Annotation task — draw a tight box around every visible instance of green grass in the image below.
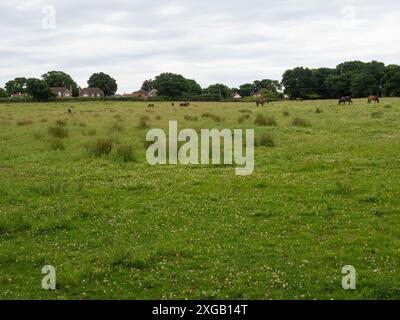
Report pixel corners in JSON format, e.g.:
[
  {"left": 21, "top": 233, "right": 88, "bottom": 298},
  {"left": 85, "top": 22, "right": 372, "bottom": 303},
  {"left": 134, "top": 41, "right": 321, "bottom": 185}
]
[{"left": 1, "top": 99, "right": 400, "bottom": 300}]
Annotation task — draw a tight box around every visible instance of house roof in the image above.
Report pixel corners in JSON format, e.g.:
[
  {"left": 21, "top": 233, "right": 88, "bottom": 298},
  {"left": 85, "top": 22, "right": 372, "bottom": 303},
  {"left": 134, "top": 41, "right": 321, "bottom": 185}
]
[{"left": 80, "top": 87, "right": 104, "bottom": 95}]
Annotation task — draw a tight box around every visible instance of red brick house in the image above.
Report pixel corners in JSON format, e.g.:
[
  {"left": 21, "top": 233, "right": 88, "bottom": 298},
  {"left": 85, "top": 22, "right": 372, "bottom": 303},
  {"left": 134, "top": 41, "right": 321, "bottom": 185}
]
[
  {"left": 50, "top": 87, "right": 72, "bottom": 97},
  {"left": 79, "top": 87, "right": 105, "bottom": 97}
]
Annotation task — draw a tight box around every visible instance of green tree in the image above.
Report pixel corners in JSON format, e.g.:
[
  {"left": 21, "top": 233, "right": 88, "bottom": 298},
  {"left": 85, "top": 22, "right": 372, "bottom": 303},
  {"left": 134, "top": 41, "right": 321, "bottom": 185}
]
[
  {"left": 253, "top": 79, "right": 282, "bottom": 93},
  {"left": 239, "top": 83, "right": 256, "bottom": 97},
  {"left": 323, "top": 74, "right": 351, "bottom": 98},
  {"left": 26, "top": 78, "right": 55, "bottom": 101},
  {"left": 87, "top": 72, "right": 118, "bottom": 96},
  {"left": 141, "top": 79, "right": 154, "bottom": 92},
  {"left": 0, "top": 88, "right": 8, "bottom": 98},
  {"left": 281, "top": 67, "right": 317, "bottom": 99},
  {"left": 384, "top": 65, "right": 400, "bottom": 97},
  {"left": 152, "top": 73, "right": 190, "bottom": 98},
  {"left": 42, "top": 71, "right": 78, "bottom": 96},
  {"left": 203, "top": 84, "right": 232, "bottom": 99},
  {"left": 186, "top": 79, "right": 202, "bottom": 95},
  {"left": 5, "top": 77, "right": 28, "bottom": 95}
]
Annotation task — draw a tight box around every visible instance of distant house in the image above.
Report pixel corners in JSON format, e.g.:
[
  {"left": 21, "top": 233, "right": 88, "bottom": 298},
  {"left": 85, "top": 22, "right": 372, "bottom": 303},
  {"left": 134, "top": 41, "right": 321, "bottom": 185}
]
[
  {"left": 79, "top": 87, "right": 105, "bottom": 98},
  {"left": 233, "top": 93, "right": 242, "bottom": 100},
  {"left": 146, "top": 89, "right": 158, "bottom": 97},
  {"left": 124, "top": 89, "right": 158, "bottom": 98},
  {"left": 124, "top": 90, "right": 147, "bottom": 98},
  {"left": 10, "top": 93, "right": 24, "bottom": 98},
  {"left": 50, "top": 87, "right": 72, "bottom": 98}
]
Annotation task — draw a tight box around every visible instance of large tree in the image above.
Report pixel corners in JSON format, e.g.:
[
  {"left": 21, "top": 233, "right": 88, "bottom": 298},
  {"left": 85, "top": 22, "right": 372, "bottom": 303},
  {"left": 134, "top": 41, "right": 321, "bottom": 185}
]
[
  {"left": 152, "top": 73, "right": 190, "bottom": 98},
  {"left": 0, "top": 88, "right": 8, "bottom": 98},
  {"left": 384, "top": 65, "right": 400, "bottom": 97},
  {"left": 42, "top": 71, "right": 78, "bottom": 96},
  {"left": 5, "top": 77, "right": 28, "bottom": 95},
  {"left": 203, "top": 83, "right": 232, "bottom": 99},
  {"left": 186, "top": 79, "right": 202, "bottom": 95},
  {"left": 239, "top": 83, "right": 256, "bottom": 97},
  {"left": 26, "top": 78, "right": 55, "bottom": 101},
  {"left": 281, "top": 67, "right": 317, "bottom": 99},
  {"left": 253, "top": 79, "right": 282, "bottom": 93},
  {"left": 87, "top": 72, "right": 118, "bottom": 96},
  {"left": 141, "top": 79, "right": 154, "bottom": 92}
]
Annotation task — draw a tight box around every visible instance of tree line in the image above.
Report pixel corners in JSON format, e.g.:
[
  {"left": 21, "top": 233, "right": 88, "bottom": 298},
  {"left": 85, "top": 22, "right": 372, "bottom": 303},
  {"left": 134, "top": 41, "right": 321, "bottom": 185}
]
[
  {"left": 1, "top": 60, "right": 400, "bottom": 101},
  {"left": 282, "top": 60, "right": 400, "bottom": 99},
  {"left": 0, "top": 71, "right": 118, "bottom": 100}
]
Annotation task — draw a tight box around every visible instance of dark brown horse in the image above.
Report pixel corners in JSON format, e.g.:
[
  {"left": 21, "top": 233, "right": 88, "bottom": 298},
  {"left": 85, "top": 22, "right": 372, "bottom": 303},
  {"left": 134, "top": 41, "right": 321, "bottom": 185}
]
[
  {"left": 338, "top": 96, "right": 353, "bottom": 105},
  {"left": 368, "top": 95, "right": 379, "bottom": 103},
  {"left": 180, "top": 102, "right": 190, "bottom": 107}
]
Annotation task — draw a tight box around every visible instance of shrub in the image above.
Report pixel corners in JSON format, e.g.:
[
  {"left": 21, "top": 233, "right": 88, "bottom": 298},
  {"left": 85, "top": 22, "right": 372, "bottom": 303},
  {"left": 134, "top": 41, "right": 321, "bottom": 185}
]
[
  {"left": 238, "top": 114, "right": 250, "bottom": 124},
  {"left": 371, "top": 111, "right": 384, "bottom": 119},
  {"left": 86, "top": 138, "right": 113, "bottom": 157},
  {"left": 110, "top": 122, "right": 123, "bottom": 132},
  {"left": 384, "top": 104, "right": 392, "bottom": 109},
  {"left": 49, "top": 138, "right": 65, "bottom": 151},
  {"left": 283, "top": 111, "right": 290, "bottom": 117},
  {"left": 40, "top": 118, "right": 48, "bottom": 123},
  {"left": 254, "top": 114, "right": 277, "bottom": 126},
  {"left": 184, "top": 115, "right": 198, "bottom": 121},
  {"left": 48, "top": 126, "right": 69, "bottom": 138},
  {"left": 79, "top": 122, "right": 87, "bottom": 127},
  {"left": 239, "top": 109, "right": 252, "bottom": 114},
  {"left": 116, "top": 144, "right": 136, "bottom": 163},
  {"left": 292, "top": 117, "right": 311, "bottom": 127},
  {"left": 256, "top": 133, "right": 275, "bottom": 147},
  {"left": 17, "top": 120, "right": 33, "bottom": 126},
  {"left": 155, "top": 115, "right": 162, "bottom": 120},
  {"left": 55, "top": 119, "right": 67, "bottom": 127},
  {"left": 138, "top": 116, "right": 150, "bottom": 129},
  {"left": 315, "top": 108, "right": 323, "bottom": 114},
  {"left": 33, "top": 131, "right": 45, "bottom": 140}
]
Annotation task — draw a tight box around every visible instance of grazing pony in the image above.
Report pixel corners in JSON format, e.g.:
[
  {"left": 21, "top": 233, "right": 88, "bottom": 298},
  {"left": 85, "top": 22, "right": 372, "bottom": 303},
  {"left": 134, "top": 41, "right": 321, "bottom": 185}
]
[
  {"left": 147, "top": 104, "right": 155, "bottom": 108},
  {"left": 180, "top": 102, "right": 190, "bottom": 107},
  {"left": 368, "top": 95, "right": 379, "bottom": 103},
  {"left": 256, "top": 97, "right": 271, "bottom": 107},
  {"left": 338, "top": 96, "right": 353, "bottom": 105}
]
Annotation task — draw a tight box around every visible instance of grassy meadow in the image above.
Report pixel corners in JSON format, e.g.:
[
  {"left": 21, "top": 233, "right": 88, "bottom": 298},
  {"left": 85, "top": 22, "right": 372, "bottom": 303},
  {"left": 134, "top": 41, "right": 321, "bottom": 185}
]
[{"left": 0, "top": 98, "right": 400, "bottom": 299}]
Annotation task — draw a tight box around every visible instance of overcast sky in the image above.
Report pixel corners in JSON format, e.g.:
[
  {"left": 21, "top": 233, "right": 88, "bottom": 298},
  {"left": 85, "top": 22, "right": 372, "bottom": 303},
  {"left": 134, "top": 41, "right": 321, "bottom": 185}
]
[{"left": 0, "top": 0, "right": 399, "bottom": 93}]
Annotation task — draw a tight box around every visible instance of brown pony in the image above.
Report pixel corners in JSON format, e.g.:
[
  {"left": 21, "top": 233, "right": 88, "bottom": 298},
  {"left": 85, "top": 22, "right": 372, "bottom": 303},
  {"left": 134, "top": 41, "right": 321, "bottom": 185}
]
[
  {"left": 338, "top": 96, "right": 353, "bottom": 105},
  {"left": 256, "top": 97, "right": 271, "bottom": 107},
  {"left": 368, "top": 96, "right": 379, "bottom": 103}
]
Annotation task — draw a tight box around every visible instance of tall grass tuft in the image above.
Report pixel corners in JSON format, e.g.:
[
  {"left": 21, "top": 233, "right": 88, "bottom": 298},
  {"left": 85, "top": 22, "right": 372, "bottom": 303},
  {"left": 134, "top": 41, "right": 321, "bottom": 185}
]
[
  {"left": 116, "top": 144, "right": 136, "bottom": 163},
  {"left": 256, "top": 133, "right": 276, "bottom": 147},
  {"left": 86, "top": 138, "right": 113, "bottom": 157},
  {"left": 17, "top": 120, "right": 33, "bottom": 126},
  {"left": 254, "top": 114, "right": 277, "bottom": 126},
  {"left": 292, "top": 117, "right": 311, "bottom": 127},
  {"left": 48, "top": 126, "right": 69, "bottom": 138},
  {"left": 49, "top": 138, "right": 65, "bottom": 151},
  {"left": 138, "top": 116, "right": 150, "bottom": 129}
]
